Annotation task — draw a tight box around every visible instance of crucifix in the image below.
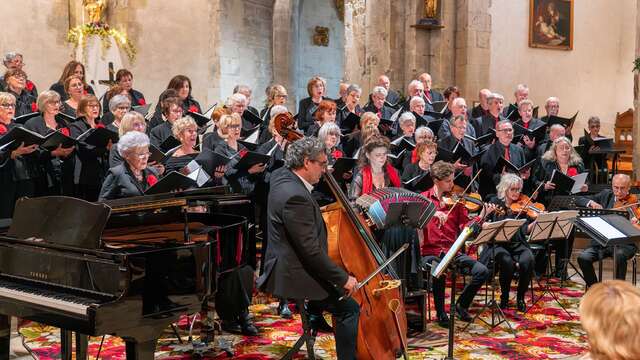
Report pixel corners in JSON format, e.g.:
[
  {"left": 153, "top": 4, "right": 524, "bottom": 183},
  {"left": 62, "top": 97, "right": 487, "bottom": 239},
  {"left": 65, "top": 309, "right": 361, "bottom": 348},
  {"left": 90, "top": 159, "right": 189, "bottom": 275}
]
[{"left": 97, "top": 62, "right": 116, "bottom": 87}]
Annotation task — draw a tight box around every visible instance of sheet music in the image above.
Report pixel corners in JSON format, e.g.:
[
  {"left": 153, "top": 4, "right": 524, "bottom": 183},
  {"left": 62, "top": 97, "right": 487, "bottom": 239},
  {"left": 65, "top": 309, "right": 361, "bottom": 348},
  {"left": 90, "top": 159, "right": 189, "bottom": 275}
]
[
  {"left": 581, "top": 217, "right": 626, "bottom": 240},
  {"left": 432, "top": 227, "right": 473, "bottom": 278},
  {"left": 528, "top": 210, "right": 578, "bottom": 242},
  {"left": 570, "top": 172, "right": 589, "bottom": 194}
]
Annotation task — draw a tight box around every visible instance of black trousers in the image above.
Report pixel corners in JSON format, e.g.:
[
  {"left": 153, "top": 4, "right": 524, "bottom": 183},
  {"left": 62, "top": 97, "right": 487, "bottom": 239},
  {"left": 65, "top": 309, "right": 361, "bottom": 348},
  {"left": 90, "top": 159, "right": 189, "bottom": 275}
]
[
  {"left": 422, "top": 254, "right": 490, "bottom": 314},
  {"left": 479, "top": 242, "right": 534, "bottom": 301},
  {"left": 307, "top": 295, "right": 359, "bottom": 360},
  {"left": 534, "top": 229, "right": 575, "bottom": 276},
  {"left": 577, "top": 244, "right": 638, "bottom": 287}
]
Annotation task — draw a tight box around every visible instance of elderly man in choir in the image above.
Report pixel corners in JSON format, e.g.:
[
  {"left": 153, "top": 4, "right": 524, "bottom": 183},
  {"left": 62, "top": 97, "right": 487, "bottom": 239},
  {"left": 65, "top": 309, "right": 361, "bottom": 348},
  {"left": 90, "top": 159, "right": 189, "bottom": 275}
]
[
  {"left": 335, "top": 82, "right": 350, "bottom": 109},
  {"left": 401, "top": 80, "right": 432, "bottom": 113},
  {"left": 479, "top": 120, "right": 525, "bottom": 198},
  {"left": 514, "top": 99, "right": 546, "bottom": 161},
  {"left": 418, "top": 72, "right": 443, "bottom": 104},
  {"left": 473, "top": 92, "right": 507, "bottom": 138},
  {"left": 576, "top": 174, "right": 639, "bottom": 288},
  {"left": 375, "top": 74, "right": 401, "bottom": 107},
  {"left": 438, "top": 97, "right": 477, "bottom": 139},
  {"left": 364, "top": 86, "right": 395, "bottom": 121},
  {"left": 233, "top": 84, "right": 259, "bottom": 116},
  {"left": 438, "top": 115, "right": 478, "bottom": 189},
  {"left": 536, "top": 123, "right": 565, "bottom": 158},
  {"left": 503, "top": 83, "right": 529, "bottom": 119},
  {"left": 471, "top": 88, "right": 492, "bottom": 118}
]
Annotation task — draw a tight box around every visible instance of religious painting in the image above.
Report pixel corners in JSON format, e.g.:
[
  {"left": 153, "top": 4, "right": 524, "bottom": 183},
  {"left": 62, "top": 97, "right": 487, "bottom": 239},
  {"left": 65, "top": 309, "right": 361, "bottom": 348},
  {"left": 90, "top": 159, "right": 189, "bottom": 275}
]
[{"left": 529, "top": 0, "right": 573, "bottom": 50}]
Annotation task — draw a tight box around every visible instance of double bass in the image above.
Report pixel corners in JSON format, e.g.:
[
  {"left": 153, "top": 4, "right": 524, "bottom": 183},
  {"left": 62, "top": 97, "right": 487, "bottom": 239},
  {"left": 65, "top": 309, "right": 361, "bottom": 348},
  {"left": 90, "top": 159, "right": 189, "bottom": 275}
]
[{"left": 274, "top": 113, "right": 408, "bottom": 359}]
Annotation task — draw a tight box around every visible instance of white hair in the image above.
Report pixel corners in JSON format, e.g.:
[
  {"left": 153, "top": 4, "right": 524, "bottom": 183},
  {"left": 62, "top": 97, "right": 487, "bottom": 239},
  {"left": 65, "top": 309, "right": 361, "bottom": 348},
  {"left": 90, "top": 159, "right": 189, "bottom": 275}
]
[
  {"left": 408, "top": 80, "right": 423, "bottom": 91},
  {"left": 318, "top": 122, "right": 341, "bottom": 143},
  {"left": 3, "top": 51, "right": 22, "bottom": 65},
  {"left": 117, "top": 131, "right": 149, "bottom": 157},
  {"left": 371, "top": 86, "right": 388, "bottom": 98},
  {"left": 487, "top": 93, "right": 504, "bottom": 103},
  {"left": 409, "top": 96, "right": 425, "bottom": 107},
  {"left": 415, "top": 126, "right": 433, "bottom": 138},
  {"left": 225, "top": 93, "right": 247, "bottom": 107},
  {"left": 109, "top": 94, "right": 132, "bottom": 113},
  {"left": 398, "top": 111, "right": 416, "bottom": 126},
  {"left": 270, "top": 104, "right": 288, "bottom": 120}
]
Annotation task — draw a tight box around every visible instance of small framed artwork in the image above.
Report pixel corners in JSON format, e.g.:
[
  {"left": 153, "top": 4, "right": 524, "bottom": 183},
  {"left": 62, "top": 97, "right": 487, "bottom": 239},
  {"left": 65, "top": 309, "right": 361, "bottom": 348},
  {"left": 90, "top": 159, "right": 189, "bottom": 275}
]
[{"left": 529, "top": 0, "right": 574, "bottom": 50}]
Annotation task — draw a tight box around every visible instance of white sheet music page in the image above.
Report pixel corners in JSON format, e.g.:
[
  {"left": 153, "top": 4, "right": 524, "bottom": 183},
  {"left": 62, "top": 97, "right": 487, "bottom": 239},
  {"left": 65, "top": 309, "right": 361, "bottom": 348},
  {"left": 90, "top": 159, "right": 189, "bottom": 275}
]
[
  {"left": 570, "top": 172, "right": 589, "bottom": 194},
  {"left": 581, "top": 217, "right": 626, "bottom": 240}
]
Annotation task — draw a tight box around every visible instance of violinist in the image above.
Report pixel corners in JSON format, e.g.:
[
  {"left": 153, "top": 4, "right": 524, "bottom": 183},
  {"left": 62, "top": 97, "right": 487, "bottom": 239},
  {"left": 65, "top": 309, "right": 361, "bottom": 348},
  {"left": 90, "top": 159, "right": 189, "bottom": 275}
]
[
  {"left": 576, "top": 174, "right": 639, "bottom": 288},
  {"left": 421, "top": 161, "right": 494, "bottom": 327},
  {"left": 257, "top": 137, "right": 359, "bottom": 360},
  {"left": 481, "top": 173, "right": 535, "bottom": 312}
]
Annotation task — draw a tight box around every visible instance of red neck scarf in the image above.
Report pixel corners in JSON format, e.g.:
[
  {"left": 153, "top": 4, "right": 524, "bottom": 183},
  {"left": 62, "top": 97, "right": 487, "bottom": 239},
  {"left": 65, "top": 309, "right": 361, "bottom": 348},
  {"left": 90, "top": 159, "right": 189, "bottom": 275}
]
[
  {"left": 411, "top": 148, "right": 419, "bottom": 164},
  {"left": 361, "top": 163, "right": 401, "bottom": 195},
  {"left": 0, "top": 123, "right": 7, "bottom": 135}
]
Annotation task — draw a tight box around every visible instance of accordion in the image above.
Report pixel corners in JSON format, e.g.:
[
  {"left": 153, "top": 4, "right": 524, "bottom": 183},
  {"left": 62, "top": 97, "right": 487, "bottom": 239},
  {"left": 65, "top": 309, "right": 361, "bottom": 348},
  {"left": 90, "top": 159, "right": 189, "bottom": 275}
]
[{"left": 355, "top": 187, "right": 436, "bottom": 229}]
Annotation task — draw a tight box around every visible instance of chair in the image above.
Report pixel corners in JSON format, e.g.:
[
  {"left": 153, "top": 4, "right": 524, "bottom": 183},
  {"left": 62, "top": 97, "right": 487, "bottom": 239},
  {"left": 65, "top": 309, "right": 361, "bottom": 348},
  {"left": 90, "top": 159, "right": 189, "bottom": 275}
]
[{"left": 281, "top": 299, "right": 316, "bottom": 360}]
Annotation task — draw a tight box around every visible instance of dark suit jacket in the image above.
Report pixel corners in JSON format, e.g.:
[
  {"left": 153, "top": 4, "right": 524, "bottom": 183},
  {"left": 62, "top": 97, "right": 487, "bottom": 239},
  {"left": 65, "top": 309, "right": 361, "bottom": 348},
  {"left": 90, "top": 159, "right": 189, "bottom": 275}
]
[
  {"left": 438, "top": 116, "right": 477, "bottom": 140},
  {"left": 479, "top": 142, "right": 525, "bottom": 198},
  {"left": 98, "top": 163, "right": 159, "bottom": 200},
  {"left": 257, "top": 167, "right": 348, "bottom": 300},
  {"left": 423, "top": 89, "right": 443, "bottom": 104},
  {"left": 471, "top": 104, "right": 488, "bottom": 119},
  {"left": 386, "top": 89, "right": 401, "bottom": 108},
  {"left": 297, "top": 97, "right": 323, "bottom": 132},
  {"left": 472, "top": 113, "right": 507, "bottom": 138}
]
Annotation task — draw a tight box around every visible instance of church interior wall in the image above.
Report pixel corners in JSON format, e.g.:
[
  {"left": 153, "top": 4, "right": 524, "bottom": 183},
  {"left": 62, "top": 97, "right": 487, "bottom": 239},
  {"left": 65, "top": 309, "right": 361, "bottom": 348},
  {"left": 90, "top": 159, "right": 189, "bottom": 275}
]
[{"left": 488, "top": 0, "right": 636, "bottom": 138}]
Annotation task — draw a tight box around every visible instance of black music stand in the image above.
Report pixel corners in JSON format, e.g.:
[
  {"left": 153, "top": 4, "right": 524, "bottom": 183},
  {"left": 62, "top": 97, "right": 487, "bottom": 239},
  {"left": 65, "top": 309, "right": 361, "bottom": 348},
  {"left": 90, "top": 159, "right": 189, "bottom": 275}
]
[
  {"left": 527, "top": 211, "right": 578, "bottom": 318},
  {"left": 386, "top": 201, "right": 433, "bottom": 229},
  {"left": 574, "top": 214, "right": 640, "bottom": 280},
  {"left": 461, "top": 219, "right": 525, "bottom": 338}
]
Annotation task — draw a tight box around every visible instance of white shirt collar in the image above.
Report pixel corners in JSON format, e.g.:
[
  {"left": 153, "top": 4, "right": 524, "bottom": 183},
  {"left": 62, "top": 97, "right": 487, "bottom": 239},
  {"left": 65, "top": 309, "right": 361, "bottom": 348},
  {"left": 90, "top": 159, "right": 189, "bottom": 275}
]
[{"left": 293, "top": 170, "right": 314, "bottom": 193}]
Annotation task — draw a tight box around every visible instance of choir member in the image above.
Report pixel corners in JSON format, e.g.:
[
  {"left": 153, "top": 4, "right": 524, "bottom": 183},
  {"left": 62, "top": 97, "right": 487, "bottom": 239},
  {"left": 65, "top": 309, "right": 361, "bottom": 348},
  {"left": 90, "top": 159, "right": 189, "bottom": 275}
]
[
  {"left": 402, "top": 126, "right": 435, "bottom": 169},
  {"left": 471, "top": 88, "right": 491, "bottom": 119},
  {"left": 479, "top": 120, "right": 525, "bottom": 198},
  {"left": 473, "top": 92, "right": 507, "bottom": 138},
  {"left": 167, "top": 75, "right": 202, "bottom": 114},
  {"left": 438, "top": 97, "right": 477, "bottom": 139},
  {"left": 539, "top": 136, "right": 588, "bottom": 198},
  {"left": 297, "top": 76, "right": 326, "bottom": 132},
  {"left": 400, "top": 80, "right": 430, "bottom": 113},
  {"left": 164, "top": 116, "right": 222, "bottom": 181},
  {"left": 0, "top": 52, "right": 37, "bottom": 98},
  {"left": 3, "top": 69, "right": 36, "bottom": 117},
  {"left": 336, "top": 84, "right": 363, "bottom": 128},
  {"left": 375, "top": 74, "right": 401, "bottom": 107},
  {"left": 110, "top": 111, "right": 151, "bottom": 167},
  {"left": 0, "top": 92, "right": 38, "bottom": 217},
  {"left": 397, "top": 111, "right": 417, "bottom": 141},
  {"left": 349, "top": 135, "right": 422, "bottom": 289},
  {"left": 363, "top": 86, "right": 395, "bottom": 121},
  {"left": 576, "top": 174, "right": 639, "bottom": 288},
  {"left": 306, "top": 99, "right": 337, "bottom": 137},
  {"left": 100, "top": 85, "right": 129, "bottom": 125},
  {"left": 69, "top": 95, "right": 109, "bottom": 201},
  {"left": 334, "top": 82, "right": 349, "bottom": 109},
  {"left": 438, "top": 115, "right": 476, "bottom": 188},
  {"left": 215, "top": 113, "right": 266, "bottom": 194},
  {"left": 226, "top": 93, "right": 251, "bottom": 129},
  {"left": 421, "top": 161, "right": 493, "bottom": 327},
  {"left": 106, "top": 94, "right": 132, "bottom": 133},
  {"left": 342, "top": 111, "right": 378, "bottom": 158},
  {"left": 24, "top": 90, "right": 75, "bottom": 196},
  {"left": 540, "top": 96, "right": 560, "bottom": 123},
  {"left": 98, "top": 131, "right": 159, "bottom": 200},
  {"left": 233, "top": 84, "right": 259, "bottom": 116},
  {"left": 150, "top": 97, "right": 182, "bottom": 148},
  {"left": 258, "top": 83, "right": 288, "bottom": 132},
  {"left": 536, "top": 123, "right": 565, "bottom": 158},
  {"left": 578, "top": 116, "right": 608, "bottom": 182},
  {"left": 319, "top": 121, "right": 344, "bottom": 165},
  {"left": 482, "top": 173, "right": 535, "bottom": 312},
  {"left": 202, "top": 106, "right": 233, "bottom": 151},
  {"left": 401, "top": 140, "right": 437, "bottom": 182},
  {"left": 513, "top": 99, "right": 546, "bottom": 161},
  {"left": 441, "top": 86, "right": 461, "bottom": 119},
  {"left": 60, "top": 75, "right": 86, "bottom": 118},
  {"left": 115, "top": 69, "right": 146, "bottom": 107},
  {"left": 49, "top": 61, "right": 95, "bottom": 100},
  {"left": 503, "top": 83, "right": 529, "bottom": 118},
  {"left": 418, "top": 72, "right": 444, "bottom": 104},
  {"left": 148, "top": 89, "right": 179, "bottom": 130}
]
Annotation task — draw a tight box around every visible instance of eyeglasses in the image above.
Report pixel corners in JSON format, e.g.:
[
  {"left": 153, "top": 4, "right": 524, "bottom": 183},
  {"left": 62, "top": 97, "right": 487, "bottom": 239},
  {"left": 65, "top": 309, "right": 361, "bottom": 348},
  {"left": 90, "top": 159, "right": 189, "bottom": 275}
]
[
  {"left": 227, "top": 124, "right": 241, "bottom": 130},
  {"left": 310, "top": 159, "right": 329, "bottom": 168},
  {"left": 497, "top": 128, "right": 513, "bottom": 133},
  {"left": 276, "top": 94, "right": 288, "bottom": 99},
  {"left": 87, "top": 104, "right": 100, "bottom": 109},
  {"left": 10, "top": 74, "right": 26, "bottom": 80},
  {"left": 0, "top": 103, "right": 16, "bottom": 109},
  {"left": 170, "top": 109, "right": 183, "bottom": 114},
  {"left": 134, "top": 152, "right": 151, "bottom": 159},
  {"left": 509, "top": 187, "right": 522, "bottom": 192},
  {"left": 116, "top": 106, "right": 130, "bottom": 111},
  {"left": 589, "top": 124, "right": 600, "bottom": 129},
  {"left": 47, "top": 100, "right": 61, "bottom": 105}
]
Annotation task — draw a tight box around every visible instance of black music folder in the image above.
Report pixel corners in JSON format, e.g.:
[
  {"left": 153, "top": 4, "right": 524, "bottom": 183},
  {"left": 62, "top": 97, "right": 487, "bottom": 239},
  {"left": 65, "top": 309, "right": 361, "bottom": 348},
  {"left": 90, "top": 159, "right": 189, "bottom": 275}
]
[
  {"left": 390, "top": 136, "right": 416, "bottom": 153},
  {"left": 159, "top": 135, "right": 181, "bottom": 152},
  {"left": 233, "top": 151, "right": 270, "bottom": 171},
  {"left": 464, "top": 132, "right": 495, "bottom": 147},
  {"left": 426, "top": 119, "right": 444, "bottom": 135},
  {"left": 431, "top": 101, "right": 448, "bottom": 113},
  {"left": 240, "top": 124, "right": 260, "bottom": 138},
  {"left": 0, "top": 126, "right": 46, "bottom": 150},
  {"left": 194, "top": 149, "right": 232, "bottom": 173},
  {"left": 187, "top": 110, "right": 211, "bottom": 128},
  {"left": 132, "top": 103, "right": 152, "bottom": 117},
  {"left": 513, "top": 122, "right": 547, "bottom": 144},
  {"left": 242, "top": 109, "right": 263, "bottom": 126},
  {"left": 546, "top": 112, "right": 578, "bottom": 129},
  {"left": 144, "top": 171, "right": 197, "bottom": 195},
  {"left": 148, "top": 144, "right": 171, "bottom": 164},
  {"left": 13, "top": 112, "right": 40, "bottom": 125},
  {"left": 494, "top": 157, "right": 537, "bottom": 174},
  {"left": 403, "top": 172, "right": 434, "bottom": 192},
  {"left": 55, "top": 112, "right": 76, "bottom": 125},
  {"left": 340, "top": 112, "right": 361, "bottom": 133},
  {"left": 331, "top": 157, "right": 357, "bottom": 180},
  {"left": 78, "top": 127, "right": 119, "bottom": 149},
  {"left": 40, "top": 130, "right": 77, "bottom": 150},
  {"left": 549, "top": 169, "right": 575, "bottom": 195}
]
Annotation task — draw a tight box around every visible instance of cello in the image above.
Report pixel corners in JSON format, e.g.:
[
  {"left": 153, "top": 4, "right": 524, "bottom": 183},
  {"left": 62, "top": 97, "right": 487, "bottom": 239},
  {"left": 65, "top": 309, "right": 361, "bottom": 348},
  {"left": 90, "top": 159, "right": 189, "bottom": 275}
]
[{"left": 274, "top": 113, "right": 408, "bottom": 359}]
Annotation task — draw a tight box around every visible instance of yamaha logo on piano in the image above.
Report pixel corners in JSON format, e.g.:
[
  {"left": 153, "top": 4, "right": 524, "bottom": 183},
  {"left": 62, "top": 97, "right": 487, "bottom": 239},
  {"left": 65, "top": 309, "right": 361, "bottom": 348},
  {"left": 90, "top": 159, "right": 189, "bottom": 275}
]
[{"left": 30, "top": 272, "right": 48, "bottom": 280}]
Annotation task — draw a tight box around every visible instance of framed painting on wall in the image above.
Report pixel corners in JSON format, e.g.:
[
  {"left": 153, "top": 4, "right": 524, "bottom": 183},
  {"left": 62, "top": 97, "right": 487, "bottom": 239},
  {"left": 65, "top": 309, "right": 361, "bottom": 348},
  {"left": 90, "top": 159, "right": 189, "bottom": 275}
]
[{"left": 529, "top": 0, "right": 573, "bottom": 50}]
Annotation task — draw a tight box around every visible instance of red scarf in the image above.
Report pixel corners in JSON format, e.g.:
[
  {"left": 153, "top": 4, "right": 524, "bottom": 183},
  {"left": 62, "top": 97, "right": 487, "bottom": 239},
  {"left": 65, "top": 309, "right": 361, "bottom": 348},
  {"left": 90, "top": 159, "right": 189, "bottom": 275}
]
[
  {"left": 361, "top": 163, "right": 401, "bottom": 195},
  {"left": 0, "top": 123, "right": 7, "bottom": 135},
  {"left": 146, "top": 174, "right": 158, "bottom": 187},
  {"left": 137, "top": 98, "right": 146, "bottom": 106},
  {"left": 567, "top": 167, "right": 578, "bottom": 177}
]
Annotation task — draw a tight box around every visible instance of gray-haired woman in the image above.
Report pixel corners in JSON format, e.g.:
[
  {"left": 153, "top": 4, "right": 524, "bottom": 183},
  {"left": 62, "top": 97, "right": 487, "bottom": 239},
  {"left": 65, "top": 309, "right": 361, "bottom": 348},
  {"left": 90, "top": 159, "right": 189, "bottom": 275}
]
[
  {"left": 105, "top": 94, "right": 131, "bottom": 133},
  {"left": 99, "top": 131, "right": 159, "bottom": 200}
]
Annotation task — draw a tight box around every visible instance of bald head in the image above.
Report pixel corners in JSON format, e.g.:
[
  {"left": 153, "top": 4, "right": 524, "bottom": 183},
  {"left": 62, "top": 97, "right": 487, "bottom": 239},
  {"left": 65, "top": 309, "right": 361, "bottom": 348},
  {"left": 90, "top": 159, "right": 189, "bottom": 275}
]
[
  {"left": 418, "top": 73, "right": 432, "bottom": 91},
  {"left": 479, "top": 88, "right": 492, "bottom": 109},
  {"left": 377, "top": 75, "right": 390, "bottom": 90}
]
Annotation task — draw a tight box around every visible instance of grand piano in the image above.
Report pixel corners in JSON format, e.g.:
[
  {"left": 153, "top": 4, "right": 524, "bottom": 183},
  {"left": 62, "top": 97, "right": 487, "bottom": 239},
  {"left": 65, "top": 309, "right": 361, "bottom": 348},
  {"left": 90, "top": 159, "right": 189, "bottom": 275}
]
[{"left": 0, "top": 186, "right": 252, "bottom": 360}]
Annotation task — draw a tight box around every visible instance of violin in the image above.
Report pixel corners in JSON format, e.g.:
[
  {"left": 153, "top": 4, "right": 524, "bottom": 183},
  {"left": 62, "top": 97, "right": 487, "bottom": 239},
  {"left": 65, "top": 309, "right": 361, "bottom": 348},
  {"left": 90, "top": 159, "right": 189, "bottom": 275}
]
[
  {"left": 613, "top": 193, "right": 640, "bottom": 222},
  {"left": 442, "top": 185, "right": 484, "bottom": 213},
  {"left": 510, "top": 194, "right": 546, "bottom": 219},
  {"left": 273, "top": 112, "right": 304, "bottom": 142}
]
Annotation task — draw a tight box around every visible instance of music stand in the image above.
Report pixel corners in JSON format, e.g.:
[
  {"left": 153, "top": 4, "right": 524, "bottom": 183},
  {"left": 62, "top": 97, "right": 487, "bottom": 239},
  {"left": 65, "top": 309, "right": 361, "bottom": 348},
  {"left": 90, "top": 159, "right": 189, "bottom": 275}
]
[
  {"left": 527, "top": 211, "right": 578, "bottom": 317},
  {"left": 462, "top": 219, "right": 525, "bottom": 337},
  {"left": 386, "top": 201, "right": 434, "bottom": 229},
  {"left": 574, "top": 214, "right": 640, "bottom": 280}
]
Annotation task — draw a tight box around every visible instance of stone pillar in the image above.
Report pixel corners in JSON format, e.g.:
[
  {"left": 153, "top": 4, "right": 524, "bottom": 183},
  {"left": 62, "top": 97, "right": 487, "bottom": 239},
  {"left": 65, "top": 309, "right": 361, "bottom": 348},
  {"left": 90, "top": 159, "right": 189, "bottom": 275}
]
[
  {"left": 343, "top": 0, "right": 366, "bottom": 85},
  {"left": 273, "top": 0, "right": 298, "bottom": 109},
  {"left": 633, "top": 0, "right": 640, "bottom": 181},
  {"left": 454, "top": 0, "right": 491, "bottom": 100}
]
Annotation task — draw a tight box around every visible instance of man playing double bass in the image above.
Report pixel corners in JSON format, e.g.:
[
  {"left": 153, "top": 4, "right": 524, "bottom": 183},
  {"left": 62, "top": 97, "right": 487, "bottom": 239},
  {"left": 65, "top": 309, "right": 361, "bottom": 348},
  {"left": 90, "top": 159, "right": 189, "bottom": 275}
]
[{"left": 257, "top": 137, "right": 359, "bottom": 359}]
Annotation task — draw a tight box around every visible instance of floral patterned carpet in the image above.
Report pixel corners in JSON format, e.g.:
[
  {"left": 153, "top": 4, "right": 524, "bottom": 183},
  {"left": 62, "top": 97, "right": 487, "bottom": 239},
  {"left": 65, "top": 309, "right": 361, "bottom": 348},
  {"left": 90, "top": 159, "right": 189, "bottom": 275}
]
[{"left": 17, "top": 279, "right": 588, "bottom": 359}]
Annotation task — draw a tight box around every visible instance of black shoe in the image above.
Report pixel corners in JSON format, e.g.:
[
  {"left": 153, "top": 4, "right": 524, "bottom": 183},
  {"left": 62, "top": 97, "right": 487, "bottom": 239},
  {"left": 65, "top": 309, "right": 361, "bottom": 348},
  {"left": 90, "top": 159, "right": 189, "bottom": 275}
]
[
  {"left": 499, "top": 298, "right": 510, "bottom": 310},
  {"left": 455, "top": 306, "right": 473, "bottom": 322},
  {"left": 436, "top": 312, "right": 450, "bottom": 328},
  {"left": 220, "top": 320, "right": 241, "bottom": 334},
  {"left": 516, "top": 299, "right": 527, "bottom": 312},
  {"left": 278, "top": 301, "right": 293, "bottom": 319},
  {"left": 309, "top": 314, "right": 333, "bottom": 333},
  {"left": 240, "top": 321, "right": 259, "bottom": 336}
]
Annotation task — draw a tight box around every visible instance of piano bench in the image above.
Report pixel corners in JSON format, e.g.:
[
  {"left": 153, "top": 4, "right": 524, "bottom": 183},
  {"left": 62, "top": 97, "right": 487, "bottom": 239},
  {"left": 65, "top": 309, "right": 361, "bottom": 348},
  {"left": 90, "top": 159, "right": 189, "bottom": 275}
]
[{"left": 281, "top": 299, "right": 316, "bottom": 360}]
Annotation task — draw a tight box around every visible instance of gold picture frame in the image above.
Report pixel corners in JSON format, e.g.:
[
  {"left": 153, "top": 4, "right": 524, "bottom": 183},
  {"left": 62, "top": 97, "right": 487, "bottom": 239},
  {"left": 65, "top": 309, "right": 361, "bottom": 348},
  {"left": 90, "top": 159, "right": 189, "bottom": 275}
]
[{"left": 529, "top": 0, "right": 573, "bottom": 50}]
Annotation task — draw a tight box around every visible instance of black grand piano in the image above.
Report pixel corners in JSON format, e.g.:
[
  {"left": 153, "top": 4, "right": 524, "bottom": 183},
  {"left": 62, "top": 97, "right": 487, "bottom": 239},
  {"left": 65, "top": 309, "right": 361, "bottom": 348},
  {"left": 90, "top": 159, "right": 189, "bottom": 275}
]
[{"left": 0, "top": 186, "right": 252, "bottom": 360}]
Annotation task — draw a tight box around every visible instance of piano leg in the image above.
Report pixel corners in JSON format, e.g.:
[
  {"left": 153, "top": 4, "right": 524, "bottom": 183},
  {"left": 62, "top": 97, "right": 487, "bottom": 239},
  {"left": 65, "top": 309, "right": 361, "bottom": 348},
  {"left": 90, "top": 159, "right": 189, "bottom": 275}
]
[
  {"left": 125, "top": 338, "right": 158, "bottom": 360},
  {"left": 75, "top": 333, "right": 88, "bottom": 360},
  {"left": 60, "top": 329, "right": 73, "bottom": 360},
  {"left": 0, "top": 314, "right": 9, "bottom": 360}
]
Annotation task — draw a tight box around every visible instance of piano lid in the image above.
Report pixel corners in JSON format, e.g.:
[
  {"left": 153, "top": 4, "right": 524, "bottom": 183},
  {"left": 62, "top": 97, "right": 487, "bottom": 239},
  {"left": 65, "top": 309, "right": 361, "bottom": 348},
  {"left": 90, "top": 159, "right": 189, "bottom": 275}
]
[
  {"left": 8, "top": 196, "right": 111, "bottom": 249},
  {"left": 101, "top": 185, "right": 231, "bottom": 214}
]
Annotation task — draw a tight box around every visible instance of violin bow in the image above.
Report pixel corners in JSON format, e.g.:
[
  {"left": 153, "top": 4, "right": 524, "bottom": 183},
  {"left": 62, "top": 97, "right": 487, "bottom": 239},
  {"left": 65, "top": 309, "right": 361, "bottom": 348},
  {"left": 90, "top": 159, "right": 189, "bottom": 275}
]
[
  {"left": 514, "top": 181, "right": 545, "bottom": 220},
  {"left": 443, "top": 169, "right": 483, "bottom": 219},
  {"left": 612, "top": 201, "right": 640, "bottom": 211}
]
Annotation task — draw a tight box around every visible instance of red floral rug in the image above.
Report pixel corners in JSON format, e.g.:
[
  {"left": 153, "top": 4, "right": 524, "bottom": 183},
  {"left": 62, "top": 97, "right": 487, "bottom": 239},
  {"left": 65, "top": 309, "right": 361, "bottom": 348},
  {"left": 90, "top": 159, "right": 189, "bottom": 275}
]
[{"left": 18, "top": 280, "right": 588, "bottom": 359}]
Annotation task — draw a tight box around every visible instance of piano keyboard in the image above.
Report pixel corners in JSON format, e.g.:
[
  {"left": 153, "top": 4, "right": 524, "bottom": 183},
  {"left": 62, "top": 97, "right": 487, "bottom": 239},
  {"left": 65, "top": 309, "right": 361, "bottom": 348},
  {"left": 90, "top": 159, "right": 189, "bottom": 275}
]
[{"left": 0, "top": 279, "right": 96, "bottom": 316}]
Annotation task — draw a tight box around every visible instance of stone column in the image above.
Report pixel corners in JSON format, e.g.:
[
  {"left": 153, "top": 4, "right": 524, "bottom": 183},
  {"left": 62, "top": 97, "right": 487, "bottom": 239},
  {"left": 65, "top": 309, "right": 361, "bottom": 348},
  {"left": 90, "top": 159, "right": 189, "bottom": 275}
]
[
  {"left": 273, "top": 0, "right": 297, "bottom": 109},
  {"left": 454, "top": 0, "right": 491, "bottom": 100},
  {"left": 633, "top": 0, "right": 640, "bottom": 180}
]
